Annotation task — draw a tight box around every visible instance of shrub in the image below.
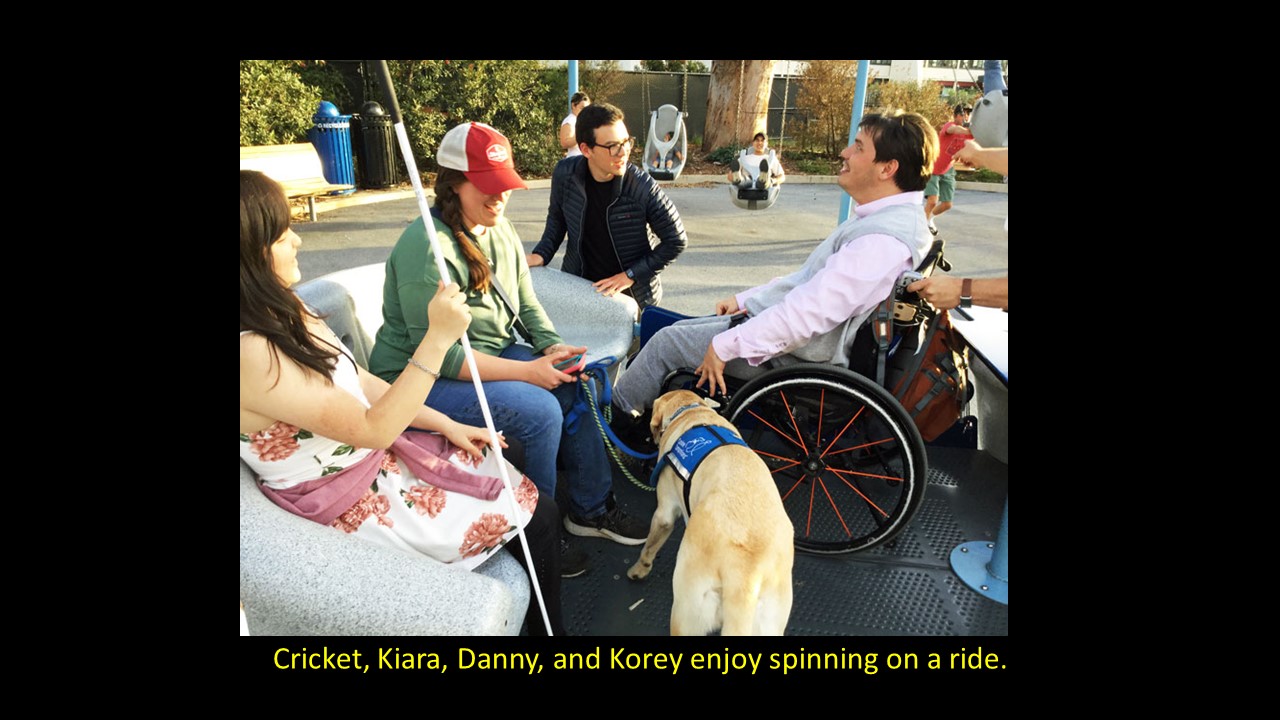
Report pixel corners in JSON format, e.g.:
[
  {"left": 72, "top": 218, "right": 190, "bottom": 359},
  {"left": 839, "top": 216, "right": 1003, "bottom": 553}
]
[
  {"left": 294, "top": 60, "right": 353, "bottom": 112},
  {"left": 384, "top": 60, "right": 560, "bottom": 179},
  {"left": 240, "top": 60, "right": 323, "bottom": 146},
  {"left": 707, "top": 146, "right": 739, "bottom": 165},
  {"left": 796, "top": 60, "right": 860, "bottom": 156},
  {"left": 866, "top": 81, "right": 954, "bottom": 130}
]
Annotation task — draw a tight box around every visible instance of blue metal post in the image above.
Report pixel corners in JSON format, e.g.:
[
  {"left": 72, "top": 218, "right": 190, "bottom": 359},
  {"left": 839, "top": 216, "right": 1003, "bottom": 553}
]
[
  {"left": 987, "top": 499, "right": 1009, "bottom": 581},
  {"left": 837, "top": 60, "right": 870, "bottom": 224},
  {"left": 568, "top": 60, "right": 579, "bottom": 114},
  {"left": 984, "top": 59, "right": 1006, "bottom": 94},
  {"left": 950, "top": 497, "right": 1008, "bottom": 605}
]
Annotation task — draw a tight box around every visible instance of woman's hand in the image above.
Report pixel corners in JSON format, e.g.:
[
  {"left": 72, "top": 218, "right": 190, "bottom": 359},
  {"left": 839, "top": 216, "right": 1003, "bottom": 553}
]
[
  {"left": 441, "top": 419, "right": 505, "bottom": 463},
  {"left": 524, "top": 345, "right": 586, "bottom": 390},
  {"left": 525, "top": 253, "right": 545, "bottom": 268},
  {"left": 425, "top": 280, "right": 471, "bottom": 345}
]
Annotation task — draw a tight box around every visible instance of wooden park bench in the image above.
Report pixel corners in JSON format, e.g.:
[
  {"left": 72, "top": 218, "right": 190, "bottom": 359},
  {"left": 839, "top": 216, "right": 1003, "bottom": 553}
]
[{"left": 239, "top": 143, "right": 355, "bottom": 221}]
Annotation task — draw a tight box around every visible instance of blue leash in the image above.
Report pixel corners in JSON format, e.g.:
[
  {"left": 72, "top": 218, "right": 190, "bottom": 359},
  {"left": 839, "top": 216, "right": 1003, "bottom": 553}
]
[{"left": 566, "top": 358, "right": 659, "bottom": 461}]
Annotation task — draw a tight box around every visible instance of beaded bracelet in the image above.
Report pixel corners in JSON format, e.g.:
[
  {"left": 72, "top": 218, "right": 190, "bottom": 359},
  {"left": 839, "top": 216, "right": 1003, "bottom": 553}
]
[{"left": 406, "top": 356, "right": 440, "bottom": 379}]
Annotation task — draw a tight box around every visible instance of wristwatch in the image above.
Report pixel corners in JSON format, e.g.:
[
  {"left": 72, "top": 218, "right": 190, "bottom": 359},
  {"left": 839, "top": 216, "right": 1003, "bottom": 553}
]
[
  {"left": 960, "top": 279, "right": 973, "bottom": 309},
  {"left": 625, "top": 268, "right": 635, "bottom": 280}
]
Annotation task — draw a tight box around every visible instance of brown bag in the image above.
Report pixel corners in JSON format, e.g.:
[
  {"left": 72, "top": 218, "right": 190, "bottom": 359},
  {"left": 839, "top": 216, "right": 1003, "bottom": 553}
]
[{"left": 887, "top": 308, "right": 971, "bottom": 442}]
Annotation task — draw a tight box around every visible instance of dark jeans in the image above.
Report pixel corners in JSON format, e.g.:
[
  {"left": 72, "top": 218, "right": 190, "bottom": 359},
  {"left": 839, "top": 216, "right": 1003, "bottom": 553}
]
[
  {"left": 425, "top": 344, "right": 612, "bottom": 519},
  {"left": 507, "top": 494, "right": 565, "bottom": 636}
]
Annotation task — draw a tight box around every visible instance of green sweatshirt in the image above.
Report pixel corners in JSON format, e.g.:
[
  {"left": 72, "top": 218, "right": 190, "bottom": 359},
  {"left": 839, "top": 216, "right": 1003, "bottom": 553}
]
[{"left": 369, "top": 214, "right": 563, "bottom": 382}]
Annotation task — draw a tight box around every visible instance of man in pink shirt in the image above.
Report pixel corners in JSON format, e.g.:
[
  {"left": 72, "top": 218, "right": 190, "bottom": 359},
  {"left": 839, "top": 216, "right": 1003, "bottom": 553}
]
[{"left": 612, "top": 109, "right": 940, "bottom": 417}]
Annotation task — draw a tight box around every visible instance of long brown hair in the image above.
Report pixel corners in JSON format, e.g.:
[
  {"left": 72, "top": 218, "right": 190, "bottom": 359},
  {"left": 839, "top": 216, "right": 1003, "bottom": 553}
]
[
  {"left": 433, "top": 168, "right": 492, "bottom": 292},
  {"left": 239, "top": 170, "right": 340, "bottom": 385}
]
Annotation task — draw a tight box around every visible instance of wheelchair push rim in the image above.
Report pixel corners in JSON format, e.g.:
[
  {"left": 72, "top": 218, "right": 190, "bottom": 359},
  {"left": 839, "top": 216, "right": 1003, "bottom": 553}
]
[{"left": 725, "top": 365, "right": 928, "bottom": 554}]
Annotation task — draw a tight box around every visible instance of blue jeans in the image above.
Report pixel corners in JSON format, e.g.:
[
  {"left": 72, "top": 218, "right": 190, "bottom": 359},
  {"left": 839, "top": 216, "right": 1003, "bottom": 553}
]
[{"left": 425, "top": 344, "right": 611, "bottom": 519}]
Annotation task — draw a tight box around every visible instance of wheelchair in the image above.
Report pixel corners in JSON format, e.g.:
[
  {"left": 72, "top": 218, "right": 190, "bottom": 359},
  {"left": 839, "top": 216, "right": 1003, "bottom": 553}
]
[{"left": 641, "top": 239, "right": 952, "bottom": 554}]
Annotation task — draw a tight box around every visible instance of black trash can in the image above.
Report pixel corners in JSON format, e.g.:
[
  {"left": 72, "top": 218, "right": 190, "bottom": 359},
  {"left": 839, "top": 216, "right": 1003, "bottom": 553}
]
[
  {"left": 307, "top": 101, "right": 356, "bottom": 195},
  {"left": 356, "top": 101, "right": 400, "bottom": 189}
]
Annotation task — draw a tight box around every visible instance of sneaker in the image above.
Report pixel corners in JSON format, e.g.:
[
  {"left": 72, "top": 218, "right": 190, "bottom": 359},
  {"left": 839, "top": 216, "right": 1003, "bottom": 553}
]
[
  {"left": 564, "top": 495, "right": 650, "bottom": 545},
  {"left": 608, "top": 408, "right": 655, "bottom": 454},
  {"left": 756, "top": 158, "right": 770, "bottom": 190},
  {"left": 560, "top": 537, "right": 589, "bottom": 578},
  {"left": 928, "top": 222, "right": 939, "bottom": 236}
]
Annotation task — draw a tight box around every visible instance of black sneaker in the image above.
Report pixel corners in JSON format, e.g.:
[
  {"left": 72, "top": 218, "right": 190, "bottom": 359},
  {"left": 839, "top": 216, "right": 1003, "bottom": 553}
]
[
  {"left": 560, "top": 537, "right": 589, "bottom": 578},
  {"left": 564, "top": 495, "right": 650, "bottom": 546},
  {"left": 756, "top": 158, "right": 770, "bottom": 189},
  {"left": 609, "top": 408, "right": 655, "bottom": 454}
]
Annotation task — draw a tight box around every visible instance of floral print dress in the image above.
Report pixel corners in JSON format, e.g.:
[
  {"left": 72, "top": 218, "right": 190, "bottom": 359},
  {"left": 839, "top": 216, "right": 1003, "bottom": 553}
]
[{"left": 240, "top": 336, "right": 538, "bottom": 571}]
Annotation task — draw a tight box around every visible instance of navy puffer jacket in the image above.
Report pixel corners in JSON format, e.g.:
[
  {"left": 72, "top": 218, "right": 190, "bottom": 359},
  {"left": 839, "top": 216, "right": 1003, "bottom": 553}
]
[{"left": 532, "top": 156, "right": 687, "bottom": 308}]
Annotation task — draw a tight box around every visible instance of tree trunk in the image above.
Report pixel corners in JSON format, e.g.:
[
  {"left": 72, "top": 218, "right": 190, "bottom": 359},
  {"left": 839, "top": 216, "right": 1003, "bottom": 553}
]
[{"left": 703, "top": 60, "right": 777, "bottom": 152}]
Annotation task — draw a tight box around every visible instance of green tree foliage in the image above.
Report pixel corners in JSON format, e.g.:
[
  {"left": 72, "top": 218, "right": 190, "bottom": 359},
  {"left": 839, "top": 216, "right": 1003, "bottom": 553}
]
[
  {"left": 641, "top": 60, "right": 709, "bottom": 73},
  {"left": 294, "top": 60, "right": 353, "bottom": 112},
  {"left": 384, "top": 60, "right": 560, "bottom": 178},
  {"left": 867, "top": 80, "right": 954, "bottom": 131},
  {"left": 578, "top": 60, "right": 626, "bottom": 105},
  {"left": 240, "top": 60, "right": 323, "bottom": 146},
  {"left": 796, "top": 60, "right": 860, "bottom": 156}
]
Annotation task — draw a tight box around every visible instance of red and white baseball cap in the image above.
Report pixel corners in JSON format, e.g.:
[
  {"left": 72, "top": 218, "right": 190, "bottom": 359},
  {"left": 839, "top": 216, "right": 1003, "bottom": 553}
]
[{"left": 437, "top": 122, "right": 528, "bottom": 194}]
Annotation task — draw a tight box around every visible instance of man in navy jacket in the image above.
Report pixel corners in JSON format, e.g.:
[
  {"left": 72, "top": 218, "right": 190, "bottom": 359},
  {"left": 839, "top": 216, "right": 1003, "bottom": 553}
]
[{"left": 528, "top": 103, "right": 687, "bottom": 308}]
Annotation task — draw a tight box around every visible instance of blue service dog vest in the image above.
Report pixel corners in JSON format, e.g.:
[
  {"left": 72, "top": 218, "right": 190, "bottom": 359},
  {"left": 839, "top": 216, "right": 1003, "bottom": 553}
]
[{"left": 649, "top": 408, "right": 749, "bottom": 516}]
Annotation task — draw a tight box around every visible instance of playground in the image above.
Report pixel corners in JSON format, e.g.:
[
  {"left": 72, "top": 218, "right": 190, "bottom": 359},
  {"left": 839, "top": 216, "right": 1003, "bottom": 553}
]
[{"left": 242, "top": 60, "right": 1009, "bottom": 638}]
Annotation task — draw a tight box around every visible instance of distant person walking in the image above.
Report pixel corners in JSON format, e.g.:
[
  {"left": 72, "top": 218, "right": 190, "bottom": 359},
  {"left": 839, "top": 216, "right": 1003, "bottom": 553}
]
[
  {"left": 924, "top": 104, "right": 973, "bottom": 235},
  {"left": 560, "top": 92, "right": 591, "bottom": 158}
]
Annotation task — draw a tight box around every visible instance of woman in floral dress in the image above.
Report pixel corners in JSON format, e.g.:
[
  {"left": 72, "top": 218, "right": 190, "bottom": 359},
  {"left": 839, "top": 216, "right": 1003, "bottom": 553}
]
[{"left": 239, "top": 169, "right": 563, "bottom": 635}]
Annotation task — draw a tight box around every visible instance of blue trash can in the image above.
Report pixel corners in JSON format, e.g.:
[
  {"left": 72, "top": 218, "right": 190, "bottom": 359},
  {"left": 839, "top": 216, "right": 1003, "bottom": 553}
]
[{"left": 307, "top": 101, "right": 356, "bottom": 196}]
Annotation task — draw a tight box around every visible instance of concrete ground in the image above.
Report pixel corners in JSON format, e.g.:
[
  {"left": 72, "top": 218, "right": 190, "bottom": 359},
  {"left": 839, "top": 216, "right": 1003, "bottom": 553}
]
[{"left": 296, "top": 175, "right": 1007, "bottom": 317}]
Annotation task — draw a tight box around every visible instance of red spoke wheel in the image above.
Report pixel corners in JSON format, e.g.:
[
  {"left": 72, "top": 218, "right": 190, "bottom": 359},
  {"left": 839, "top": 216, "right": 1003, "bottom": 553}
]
[{"left": 724, "top": 364, "right": 927, "bottom": 554}]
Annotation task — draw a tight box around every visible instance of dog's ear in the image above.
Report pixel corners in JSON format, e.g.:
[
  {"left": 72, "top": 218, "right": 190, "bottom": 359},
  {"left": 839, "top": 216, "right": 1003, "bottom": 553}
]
[{"left": 650, "top": 408, "right": 664, "bottom": 444}]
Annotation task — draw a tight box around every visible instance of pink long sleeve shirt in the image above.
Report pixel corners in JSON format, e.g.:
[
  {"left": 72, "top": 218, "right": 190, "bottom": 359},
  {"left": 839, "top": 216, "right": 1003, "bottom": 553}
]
[{"left": 711, "top": 192, "right": 921, "bottom": 366}]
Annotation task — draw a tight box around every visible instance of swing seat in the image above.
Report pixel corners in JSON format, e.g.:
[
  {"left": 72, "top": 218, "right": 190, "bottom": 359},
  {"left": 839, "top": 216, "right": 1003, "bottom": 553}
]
[
  {"left": 643, "top": 104, "right": 687, "bottom": 182},
  {"left": 728, "top": 148, "right": 781, "bottom": 210},
  {"left": 970, "top": 87, "right": 1008, "bottom": 149}
]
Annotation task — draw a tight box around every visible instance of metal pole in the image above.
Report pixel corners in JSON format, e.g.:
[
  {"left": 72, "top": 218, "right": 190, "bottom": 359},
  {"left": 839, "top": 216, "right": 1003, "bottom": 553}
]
[
  {"left": 568, "top": 60, "right": 579, "bottom": 114},
  {"left": 373, "top": 61, "right": 554, "bottom": 635},
  {"left": 837, "top": 60, "right": 870, "bottom": 225}
]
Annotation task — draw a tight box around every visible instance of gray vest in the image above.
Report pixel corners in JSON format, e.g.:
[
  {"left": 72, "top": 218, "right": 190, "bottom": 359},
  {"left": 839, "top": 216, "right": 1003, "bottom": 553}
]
[{"left": 743, "top": 201, "right": 932, "bottom": 367}]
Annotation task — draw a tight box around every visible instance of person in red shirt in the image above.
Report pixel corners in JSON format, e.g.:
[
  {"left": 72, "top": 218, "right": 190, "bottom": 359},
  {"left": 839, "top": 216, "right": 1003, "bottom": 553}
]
[{"left": 924, "top": 104, "right": 973, "bottom": 235}]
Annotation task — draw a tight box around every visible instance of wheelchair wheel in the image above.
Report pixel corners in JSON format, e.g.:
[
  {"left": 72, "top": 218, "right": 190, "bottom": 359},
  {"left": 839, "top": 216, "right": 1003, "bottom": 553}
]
[{"left": 724, "top": 364, "right": 928, "bottom": 554}]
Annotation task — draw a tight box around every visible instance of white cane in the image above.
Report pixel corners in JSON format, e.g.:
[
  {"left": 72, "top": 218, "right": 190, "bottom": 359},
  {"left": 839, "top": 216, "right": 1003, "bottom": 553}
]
[{"left": 374, "top": 60, "right": 553, "bottom": 636}]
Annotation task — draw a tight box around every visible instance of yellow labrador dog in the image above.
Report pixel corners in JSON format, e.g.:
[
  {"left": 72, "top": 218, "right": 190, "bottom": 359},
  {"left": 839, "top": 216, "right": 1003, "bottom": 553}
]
[{"left": 627, "top": 390, "right": 794, "bottom": 635}]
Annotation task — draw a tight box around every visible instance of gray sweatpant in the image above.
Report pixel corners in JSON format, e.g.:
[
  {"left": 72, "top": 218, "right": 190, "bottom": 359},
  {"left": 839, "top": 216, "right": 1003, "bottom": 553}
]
[{"left": 613, "top": 314, "right": 768, "bottom": 414}]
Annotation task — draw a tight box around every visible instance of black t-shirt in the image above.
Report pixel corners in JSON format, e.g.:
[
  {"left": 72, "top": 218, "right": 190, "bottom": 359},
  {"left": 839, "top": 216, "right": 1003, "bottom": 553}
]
[{"left": 581, "top": 175, "right": 623, "bottom": 282}]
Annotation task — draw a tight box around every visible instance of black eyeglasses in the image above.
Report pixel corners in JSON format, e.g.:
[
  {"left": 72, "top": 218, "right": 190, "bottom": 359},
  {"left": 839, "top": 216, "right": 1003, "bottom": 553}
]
[{"left": 590, "top": 137, "right": 636, "bottom": 157}]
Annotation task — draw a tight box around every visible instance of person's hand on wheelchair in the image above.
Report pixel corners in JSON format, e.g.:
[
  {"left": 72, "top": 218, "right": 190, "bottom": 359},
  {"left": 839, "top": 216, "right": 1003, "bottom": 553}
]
[{"left": 695, "top": 341, "right": 729, "bottom": 399}]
